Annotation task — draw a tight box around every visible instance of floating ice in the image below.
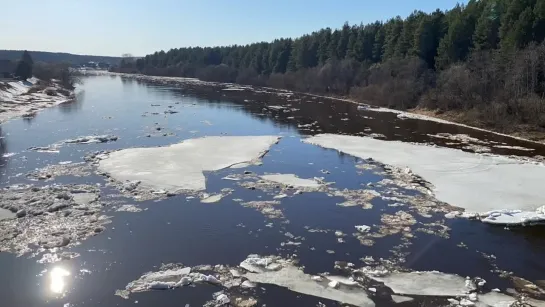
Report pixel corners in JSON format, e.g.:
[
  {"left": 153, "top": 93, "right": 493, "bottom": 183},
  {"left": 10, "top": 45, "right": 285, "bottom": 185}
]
[
  {"left": 201, "top": 194, "right": 224, "bottom": 203},
  {"left": 241, "top": 255, "right": 374, "bottom": 307},
  {"left": 98, "top": 136, "right": 280, "bottom": 193},
  {"left": 260, "top": 174, "right": 323, "bottom": 188},
  {"left": 367, "top": 271, "right": 468, "bottom": 297},
  {"left": 480, "top": 208, "right": 545, "bottom": 225},
  {"left": 304, "top": 134, "right": 545, "bottom": 213},
  {"left": 64, "top": 135, "right": 118, "bottom": 144},
  {"left": 355, "top": 225, "right": 371, "bottom": 233}
]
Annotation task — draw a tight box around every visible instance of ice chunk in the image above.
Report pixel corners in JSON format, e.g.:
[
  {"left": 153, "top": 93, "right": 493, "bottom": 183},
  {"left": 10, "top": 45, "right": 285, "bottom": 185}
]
[
  {"left": 148, "top": 281, "right": 176, "bottom": 289},
  {"left": 481, "top": 210, "right": 545, "bottom": 225},
  {"left": 242, "top": 255, "right": 374, "bottom": 307},
  {"left": 478, "top": 292, "right": 515, "bottom": 307},
  {"left": 368, "top": 271, "right": 467, "bottom": 297},
  {"left": 215, "top": 293, "right": 230, "bottom": 304},
  {"left": 261, "top": 174, "right": 323, "bottom": 188},
  {"left": 0, "top": 208, "right": 16, "bottom": 221},
  {"left": 64, "top": 135, "right": 118, "bottom": 144},
  {"left": 201, "top": 194, "right": 224, "bottom": 203},
  {"left": 98, "top": 136, "right": 280, "bottom": 193},
  {"left": 326, "top": 276, "right": 358, "bottom": 286},
  {"left": 391, "top": 295, "right": 413, "bottom": 303},
  {"left": 355, "top": 225, "right": 371, "bottom": 233},
  {"left": 240, "top": 280, "right": 256, "bottom": 288},
  {"left": 304, "top": 134, "right": 545, "bottom": 213}
]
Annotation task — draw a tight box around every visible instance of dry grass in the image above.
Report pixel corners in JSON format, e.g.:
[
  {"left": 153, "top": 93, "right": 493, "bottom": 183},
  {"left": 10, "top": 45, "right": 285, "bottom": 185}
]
[{"left": 410, "top": 108, "right": 545, "bottom": 143}]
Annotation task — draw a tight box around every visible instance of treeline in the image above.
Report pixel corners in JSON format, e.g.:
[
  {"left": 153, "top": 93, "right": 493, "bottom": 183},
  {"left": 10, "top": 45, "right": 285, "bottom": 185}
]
[
  {"left": 118, "top": 0, "right": 545, "bottom": 131},
  {"left": 0, "top": 50, "right": 120, "bottom": 65}
]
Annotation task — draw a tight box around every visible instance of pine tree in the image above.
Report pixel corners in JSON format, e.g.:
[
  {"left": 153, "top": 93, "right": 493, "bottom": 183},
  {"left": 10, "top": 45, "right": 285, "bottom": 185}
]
[
  {"left": 534, "top": 0, "right": 545, "bottom": 42},
  {"left": 500, "top": 0, "right": 535, "bottom": 50},
  {"left": 372, "top": 25, "right": 386, "bottom": 62},
  {"left": 435, "top": 7, "right": 475, "bottom": 70},
  {"left": 328, "top": 30, "right": 341, "bottom": 59},
  {"left": 337, "top": 22, "right": 351, "bottom": 59},
  {"left": 382, "top": 17, "right": 404, "bottom": 60},
  {"left": 414, "top": 10, "right": 445, "bottom": 67},
  {"left": 473, "top": 1, "right": 501, "bottom": 50},
  {"left": 317, "top": 28, "right": 332, "bottom": 65},
  {"left": 395, "top": 11, "right": 425, "bottom": 57},
  {"left": 15, "top": 50, "right": 33, "bottom": 80}
]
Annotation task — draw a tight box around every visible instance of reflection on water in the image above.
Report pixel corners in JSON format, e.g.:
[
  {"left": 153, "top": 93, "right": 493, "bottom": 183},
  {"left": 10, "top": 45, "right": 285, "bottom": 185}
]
[
  {"left": 58, "top": 93, "right": 84, "bottom": 114},
  {"left": 49, "top": 267, "right": 70, "bottom": 295}
]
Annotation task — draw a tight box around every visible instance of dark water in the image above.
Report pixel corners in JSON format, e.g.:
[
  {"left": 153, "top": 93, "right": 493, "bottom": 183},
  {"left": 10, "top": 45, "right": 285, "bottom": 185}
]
[{"left": 1, "top": 75, "right": 545, "bottom": 307}]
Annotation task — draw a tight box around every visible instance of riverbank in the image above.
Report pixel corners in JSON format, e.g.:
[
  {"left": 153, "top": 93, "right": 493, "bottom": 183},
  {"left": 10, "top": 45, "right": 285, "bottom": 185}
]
[
  {"left": 109, "top": 72, "right": 545, "bottom": 145},
  {"left": 0, "top": 78, "right": 76, "bottom": 124}
]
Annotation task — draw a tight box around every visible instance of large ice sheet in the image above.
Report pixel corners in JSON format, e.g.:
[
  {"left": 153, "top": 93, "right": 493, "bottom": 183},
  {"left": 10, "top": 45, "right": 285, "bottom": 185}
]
[
  {"left": 304, "top": 134, "right": 545, "bottom": 213},
  {"left": 99, "top": 136, "right": 279, "bottom": 192}
]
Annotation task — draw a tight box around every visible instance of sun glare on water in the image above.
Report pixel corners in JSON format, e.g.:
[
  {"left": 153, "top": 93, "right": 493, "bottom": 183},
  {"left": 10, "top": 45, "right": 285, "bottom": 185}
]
[{"left": 49, "top": 267, "right": 70, "bottom": 294}]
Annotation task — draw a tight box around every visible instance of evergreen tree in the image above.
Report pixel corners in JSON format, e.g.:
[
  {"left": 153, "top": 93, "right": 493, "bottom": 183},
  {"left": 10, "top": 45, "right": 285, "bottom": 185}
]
[
  {"left": 337, "top": 22, "right": 351, "bottom": 59},
  {"left": 435, "top": 7, "right": 475, "bottom": 70},
  {"left": 15, "top": 50, "right": 33, "bottom": 80},
  {"left": 372, "top": 25, "right": 386, "bottom": 62},
  {"left": 500, "top": 0, "right": 536, "bottom": 50},
  {"left": 534, "top": 0, "right": 545, "bottom": 42},
  {"left": 317, "top": 28, "right": 332, "bottom": 65},
  {"left": 346, "top": 25, "right": 361, "bottom": 60},
  {"left": 328, "top": 30, "right": 341, "bottom": 59},
  {"left": 382, "top": 17, "right": 404, "bottom": 60},
  {"left": 473, "top": 1, "right": 502, "bottom": 50},
  {"left": 414, "top": 10, "right": 445, "bottom": 67}
]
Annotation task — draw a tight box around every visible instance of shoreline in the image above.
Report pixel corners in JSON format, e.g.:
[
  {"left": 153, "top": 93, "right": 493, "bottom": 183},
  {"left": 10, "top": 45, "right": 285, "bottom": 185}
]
[
  {"left": 0, "top": 79, "right": 76, "bottom": 124},
  {"left": 108, "top": 72, "right": 545, "bottom": 146}
]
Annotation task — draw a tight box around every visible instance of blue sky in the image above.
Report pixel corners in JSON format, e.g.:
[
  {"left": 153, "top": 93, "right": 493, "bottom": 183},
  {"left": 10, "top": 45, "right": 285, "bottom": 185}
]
[{"left": 0, "top": 0, "right": 466, "bottom": 57}]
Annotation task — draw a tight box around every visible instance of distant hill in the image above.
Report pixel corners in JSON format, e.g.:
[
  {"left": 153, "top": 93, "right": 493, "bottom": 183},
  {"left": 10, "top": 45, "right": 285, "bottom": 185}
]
[{"left": 0, "top": 50, "right": 121, "bottom": 65}]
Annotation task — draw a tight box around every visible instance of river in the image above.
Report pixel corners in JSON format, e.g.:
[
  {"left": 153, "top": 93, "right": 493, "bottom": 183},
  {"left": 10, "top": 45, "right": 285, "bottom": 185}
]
[{"left": 1, "top": 74, "right": 545, "bottom": 307}]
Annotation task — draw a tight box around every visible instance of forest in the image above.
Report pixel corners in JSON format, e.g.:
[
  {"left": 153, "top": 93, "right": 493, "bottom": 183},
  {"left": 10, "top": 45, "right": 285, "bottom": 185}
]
[
  {"left": 117, "top": 0, "right": 545, "bottom": 134},
  {"left": 0, "top": 50, "right": 120, "bottom": 65}
]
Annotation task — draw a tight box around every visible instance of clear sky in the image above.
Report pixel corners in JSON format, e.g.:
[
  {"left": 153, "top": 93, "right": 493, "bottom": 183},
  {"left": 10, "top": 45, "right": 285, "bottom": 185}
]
[{"left": 0, "top": 0, "right": 466, "bottom": 57}]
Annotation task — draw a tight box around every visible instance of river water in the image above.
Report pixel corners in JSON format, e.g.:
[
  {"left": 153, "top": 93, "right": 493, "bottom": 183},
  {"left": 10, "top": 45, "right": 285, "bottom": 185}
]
[{"left": 1, "top": 75, "right": 545, "bottom": 307}]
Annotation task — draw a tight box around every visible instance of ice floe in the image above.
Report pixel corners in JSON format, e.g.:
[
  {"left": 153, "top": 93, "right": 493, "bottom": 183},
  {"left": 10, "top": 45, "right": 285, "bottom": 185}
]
[
  {"left": 0, "top": 184, "right": 109, "bottom": 255},
  {"left": 241, "top": 255, "right": 375, "bottom": 307},
  {"left": 367, "top": 271, "right": 470, "bottom": 297},
  {"left": 118, "top": 254, "right": 375, "bottom": 306},
  {"left": 260, "top": 173, "right": 324, "bottom": 188},
  {"left": 97, "top": 136, "right": 280, "bottom": 193},
  {"left": 304, "top": 134, "right": 545, "bottom": 214}
]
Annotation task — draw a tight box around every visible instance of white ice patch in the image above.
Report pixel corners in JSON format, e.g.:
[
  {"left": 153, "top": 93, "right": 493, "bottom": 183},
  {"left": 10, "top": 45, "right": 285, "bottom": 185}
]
[
  {"left": 200, "top": 194, "right": 224, "bottom": 203},
  {"left": 304, "top": 134, "right": 545, "bottom": 213},
  {"left": 477, "top": 292, "right": 516, "bottom": 307},
  {"left": 98, "top": 136, "right": 280, "bottom": 192},
  {"left": 260, "top": 174, "right": 323, "bottom": 188},
  {"left": 241, "top": 255, "right": 375, "bottom": 307},
  {"left": 0, "top": 208, "right": 16, "bottom": 221},
  {"left": 368, "top": 271, "right": 468, "bottom": 297},
  {"left": 480, "top": 208, "right": 545, "bottom": 225}
]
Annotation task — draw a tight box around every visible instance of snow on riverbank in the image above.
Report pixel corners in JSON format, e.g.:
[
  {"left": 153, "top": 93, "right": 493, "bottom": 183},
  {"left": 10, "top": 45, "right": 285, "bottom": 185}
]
[
  {"left": 97, "top": 136, "right": 280, "bottom": 193},
  {"left": 0, "top": 78, "right": 75, "bottom": 124},
  {"left": 304, "top": 134, "right": 545, "bottom": 218}
]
